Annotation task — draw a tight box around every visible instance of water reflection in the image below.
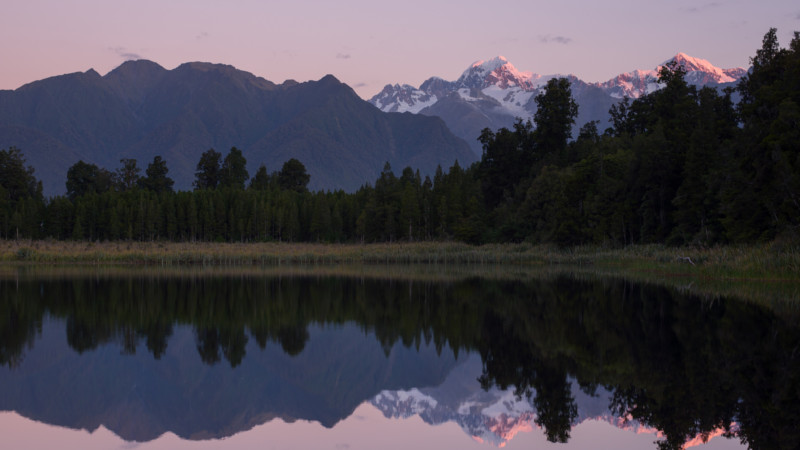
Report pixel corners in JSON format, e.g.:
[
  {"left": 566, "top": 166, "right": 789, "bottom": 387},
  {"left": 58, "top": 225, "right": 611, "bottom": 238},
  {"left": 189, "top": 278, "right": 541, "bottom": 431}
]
[{"left": 0, "top": 267, "right": 797, "bottom": 449}]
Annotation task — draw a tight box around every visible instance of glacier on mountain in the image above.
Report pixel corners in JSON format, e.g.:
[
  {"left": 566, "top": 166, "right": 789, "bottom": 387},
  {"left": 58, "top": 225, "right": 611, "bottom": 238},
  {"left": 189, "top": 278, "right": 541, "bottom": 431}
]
[
  {"left": 371, "top": 53, "right": 745, "bottom": 113},
  {"left": 368, "top": 53, "right": 746, "bottom": 155}
]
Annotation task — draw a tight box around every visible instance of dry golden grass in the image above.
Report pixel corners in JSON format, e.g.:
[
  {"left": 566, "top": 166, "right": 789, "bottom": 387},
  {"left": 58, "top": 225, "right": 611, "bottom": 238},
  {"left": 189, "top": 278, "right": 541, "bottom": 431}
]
[
  {"left": 1, "top": 239, "right": 798, "bottom": 311},
  {"left": 0, "top": 240, "right": 800, "bottom": 270},
  {"left": 0, "top": 240, "right": 543, "bottom": 265},
  {"left": 1, "top": 239, "right": 798, "bottom": 280}
]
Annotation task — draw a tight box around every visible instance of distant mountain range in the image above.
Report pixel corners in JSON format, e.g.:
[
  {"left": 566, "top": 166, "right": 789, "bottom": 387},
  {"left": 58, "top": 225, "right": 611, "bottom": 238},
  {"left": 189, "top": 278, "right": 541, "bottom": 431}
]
[
  {"left": 0, "top": 61, "right": 475, "bottom": 194},
  {"left": 369, "top": 54, "right": 747, "bottom": 154},
  {"left": 0, "top": 54, "right": 747, "bottom": 195}
]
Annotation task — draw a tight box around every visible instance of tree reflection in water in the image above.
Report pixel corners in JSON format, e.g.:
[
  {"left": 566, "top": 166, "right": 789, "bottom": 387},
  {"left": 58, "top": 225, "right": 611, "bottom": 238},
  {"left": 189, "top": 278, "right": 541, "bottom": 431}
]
[{"left": 0, "top": 270, "right": 798, "bottom": 449}]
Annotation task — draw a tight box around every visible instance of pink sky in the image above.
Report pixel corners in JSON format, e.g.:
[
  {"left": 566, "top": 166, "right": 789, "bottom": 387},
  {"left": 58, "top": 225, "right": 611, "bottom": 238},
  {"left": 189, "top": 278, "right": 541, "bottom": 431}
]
[{"left": 1, "top": 0, "right": 798, "bottom": 99}]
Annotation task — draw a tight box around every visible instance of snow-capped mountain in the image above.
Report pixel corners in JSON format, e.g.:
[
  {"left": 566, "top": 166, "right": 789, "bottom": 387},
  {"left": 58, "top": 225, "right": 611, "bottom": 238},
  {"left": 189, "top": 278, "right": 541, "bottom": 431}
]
[
  {"left": 371, "top": 84, "right": 438, "bottom": 113},
  {"left": 458, "top": 56, "right": 546, "bottom": 91},
  {"left": 371, "top": 56, "right": 553, "bottom": 116},
  {"left": 369, "top": 54, "right": 746, "bottom": 155},
  {"left": 598, "top": 52, "right": 747, "bottom": 99}
]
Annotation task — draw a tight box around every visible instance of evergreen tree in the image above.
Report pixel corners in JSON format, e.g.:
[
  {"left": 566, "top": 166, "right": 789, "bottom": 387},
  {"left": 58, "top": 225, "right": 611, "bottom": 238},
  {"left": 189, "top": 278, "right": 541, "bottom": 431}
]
[
  {"left": 220, "top": 147, "right": 249, "bottom": 189},
  {"left": 113, "top": 158, "right": 142, "bottom": 192},
  {"left": 194, "top": 149, "right": 222, "bottom": 190},
  {"left": 248, "top": 165, "right": 272, "bottom": 190},
  {"left": 66, "top": 161, "right": 112, "bottom": 200},
  {"left": 533, "top": 77, "right": 579, "bottom": 162},
  {"left": 44, "top": 196, "right": 74, "bottom": 240},
  {"left": 478, "top": 120, "right": 534, "bottom": 208},
  {"left": 568, "top": 121, "right": 600, "bottom": 166},
  {"left": 309, "top": 193, "right": 332, "bottom": 242},
  {"left": 729, "top": 28, "right": 800, "bottom": 240},
  {"left": 0, "top": 147, "right": 42, "bottom": 203},
  {"left": 278, "top": 158, "right": 310, "bottom": 193},
  {"left": 670, "top": 87, "right": 736, "bottom": 244},
  {"left": 141, "top": 156, "right": 175, "bottom": 193}
]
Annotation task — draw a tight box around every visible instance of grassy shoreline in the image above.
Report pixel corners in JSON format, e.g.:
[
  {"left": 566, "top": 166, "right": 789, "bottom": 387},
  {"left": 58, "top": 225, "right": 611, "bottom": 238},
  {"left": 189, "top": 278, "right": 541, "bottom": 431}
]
[
  {"left": 2, "top": 239, "right": 798, "bottom": 278},
  {"left": 2, "top": 239, "right": 798, "bottom": 311}
]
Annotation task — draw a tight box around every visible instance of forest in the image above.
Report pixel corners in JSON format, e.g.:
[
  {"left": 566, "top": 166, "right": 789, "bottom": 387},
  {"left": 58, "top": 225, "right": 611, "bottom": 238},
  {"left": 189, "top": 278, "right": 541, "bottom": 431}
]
[{"left": 1, "top": 29, "right": 798, "bottom": 246}]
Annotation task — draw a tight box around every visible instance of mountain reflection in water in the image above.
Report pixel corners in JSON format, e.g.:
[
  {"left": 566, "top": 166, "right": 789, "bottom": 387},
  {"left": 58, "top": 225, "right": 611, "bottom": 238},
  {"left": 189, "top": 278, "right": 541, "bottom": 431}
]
[{"left": 0, "top": 267, "right": 797, "bottom": 449}]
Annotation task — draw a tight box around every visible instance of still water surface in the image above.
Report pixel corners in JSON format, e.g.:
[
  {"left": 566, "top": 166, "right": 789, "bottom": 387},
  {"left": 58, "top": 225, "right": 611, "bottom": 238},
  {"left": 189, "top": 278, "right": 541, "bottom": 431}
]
[{"left": 0, "top": 266, "right": 797, "bottom": 449}]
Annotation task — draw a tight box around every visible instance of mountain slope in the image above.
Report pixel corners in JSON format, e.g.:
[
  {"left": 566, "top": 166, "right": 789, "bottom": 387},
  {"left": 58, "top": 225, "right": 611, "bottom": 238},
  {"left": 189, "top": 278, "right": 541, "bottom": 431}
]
[
  {"left": 247, "top": 75, "right": 474, "bottom": 190},
  {"left": 370, "top": 54, "right": 746, "bottom": 155},
  {"left": 0, "top": 62, "right": 474, "bottom": 194}
]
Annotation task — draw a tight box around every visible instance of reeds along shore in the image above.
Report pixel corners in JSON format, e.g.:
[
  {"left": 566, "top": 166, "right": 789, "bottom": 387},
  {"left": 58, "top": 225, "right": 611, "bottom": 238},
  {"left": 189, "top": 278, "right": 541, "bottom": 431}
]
[
  {"left": 2, "top": 239, "right": 799, "bottom": 313},
  {"left": 1, "top": 239, "right": 798, "bottom": 278}
]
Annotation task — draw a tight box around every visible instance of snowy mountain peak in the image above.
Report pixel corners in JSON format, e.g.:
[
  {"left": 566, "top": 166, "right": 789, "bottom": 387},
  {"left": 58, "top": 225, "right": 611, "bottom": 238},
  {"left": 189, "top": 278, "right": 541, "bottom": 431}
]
[
  {"left": 667, "top": 52, "right": 717, "bottom": 71},
  {"left": 458, "top": 56, "right": 538, "bottom": 91},
  {"left": 367, "top": 52, "right": 748, "bottom": 154},
  {"left": 371, "top": 83, "right": 438, "bottom": 113},
  {"left": 467, "top": 56, "right": 509, "bottom": 73},
  {"left": 598, "top": 53, "right": 746, "bottom": 99},
  {"left": 663, "top": 53, "right": 748, "bottom": 85},
  {"left": 662, "top": 53, "right": 734, "bottom": 81}
]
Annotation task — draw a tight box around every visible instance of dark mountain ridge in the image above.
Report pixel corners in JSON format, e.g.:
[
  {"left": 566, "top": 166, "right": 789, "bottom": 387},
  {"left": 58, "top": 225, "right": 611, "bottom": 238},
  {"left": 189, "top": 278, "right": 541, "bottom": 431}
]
[{"left": 0, "top": 61, "right": 475, "bottom": 194}]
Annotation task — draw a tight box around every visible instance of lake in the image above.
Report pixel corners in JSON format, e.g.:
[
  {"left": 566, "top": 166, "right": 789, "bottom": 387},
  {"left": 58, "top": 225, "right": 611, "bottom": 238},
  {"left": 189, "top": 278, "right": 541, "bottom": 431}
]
[{"left": 1, "top": 265, "right": 797, "bottom": 449}]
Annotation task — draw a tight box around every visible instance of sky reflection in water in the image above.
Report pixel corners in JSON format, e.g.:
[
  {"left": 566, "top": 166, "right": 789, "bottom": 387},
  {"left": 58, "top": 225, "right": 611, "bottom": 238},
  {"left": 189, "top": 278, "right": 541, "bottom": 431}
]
[{"left": 0, "top": 268, "right": 790, "bottom": 448}]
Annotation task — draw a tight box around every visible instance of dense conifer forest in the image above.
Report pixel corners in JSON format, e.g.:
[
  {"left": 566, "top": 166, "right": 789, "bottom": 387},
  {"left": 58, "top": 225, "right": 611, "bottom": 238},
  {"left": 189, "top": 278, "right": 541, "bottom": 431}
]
[{"left": 1, "top": 29, "right": 798, "bottom": 246}]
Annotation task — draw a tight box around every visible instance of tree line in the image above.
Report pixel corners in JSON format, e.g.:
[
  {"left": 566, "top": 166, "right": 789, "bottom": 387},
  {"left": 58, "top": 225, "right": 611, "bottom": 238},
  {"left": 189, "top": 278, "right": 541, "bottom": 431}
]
[{"left": 1, "top": 29, "right": 798, "bottom": 246}]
